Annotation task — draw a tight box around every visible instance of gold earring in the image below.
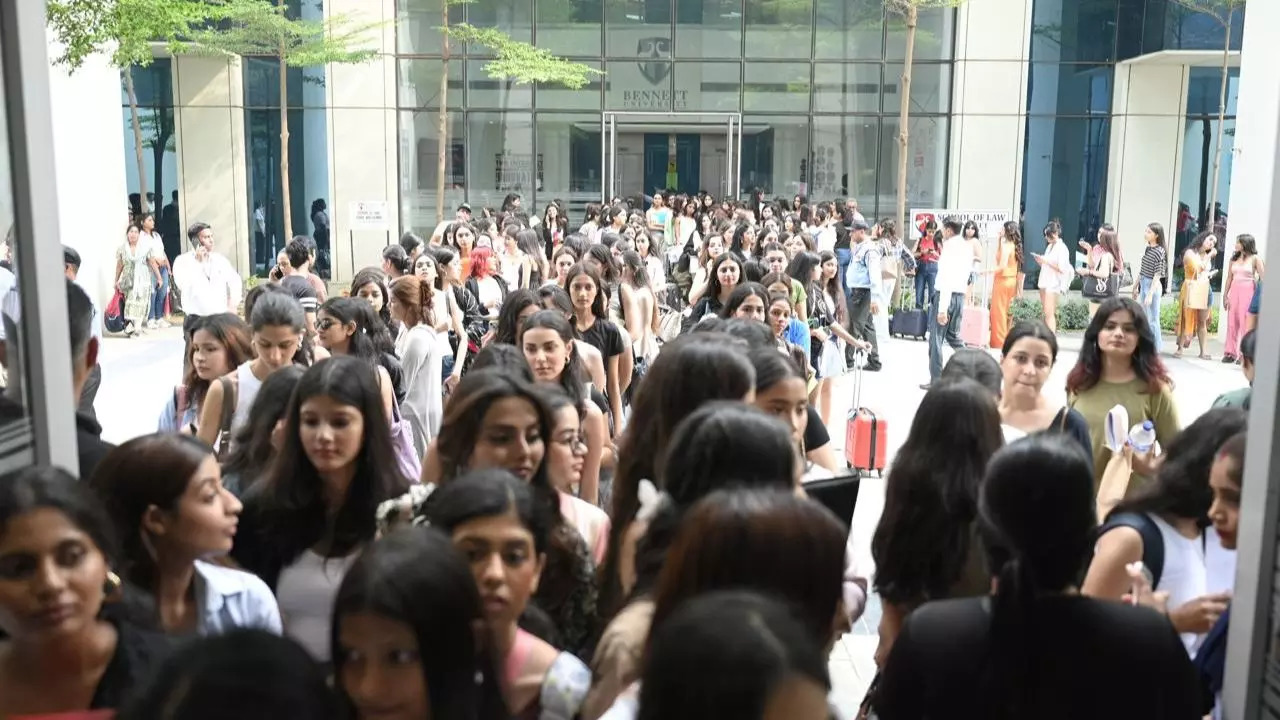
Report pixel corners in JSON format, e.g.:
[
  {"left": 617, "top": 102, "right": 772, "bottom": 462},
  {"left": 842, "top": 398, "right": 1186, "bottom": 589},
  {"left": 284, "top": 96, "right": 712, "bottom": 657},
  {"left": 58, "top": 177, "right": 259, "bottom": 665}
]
[{"left": 104, "top": 570, "right": 122, "bottom": 596}]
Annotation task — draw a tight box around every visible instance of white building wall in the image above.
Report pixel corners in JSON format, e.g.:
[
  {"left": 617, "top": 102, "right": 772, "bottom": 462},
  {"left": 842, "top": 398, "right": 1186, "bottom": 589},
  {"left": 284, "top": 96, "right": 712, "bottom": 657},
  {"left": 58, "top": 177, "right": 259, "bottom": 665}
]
[
  {"left": 46, "top": 42, "right": 129, "bottom": 310},
  {"left": 1226, "top": 0, "right": 1279, "bottom": 258},
  {"left": 947, "top": 0, "right": 1033, "bottom": 218},
  {"left": 1105, "top": 63, "right": 1189, "bottom": 272},
  {"left": 328, "top": 0, "right": 401, "bottom": 283}
]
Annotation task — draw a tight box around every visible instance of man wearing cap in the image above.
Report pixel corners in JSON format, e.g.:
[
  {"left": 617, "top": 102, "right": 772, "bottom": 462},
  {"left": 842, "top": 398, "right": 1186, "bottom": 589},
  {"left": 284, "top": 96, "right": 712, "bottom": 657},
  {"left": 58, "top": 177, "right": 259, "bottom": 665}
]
[
  {"left": 457, "top": 202, "right": 472, "bottom": 222},
  {"left": 62, "top": 246, "right": 102, "bottom": 419},
  {"left": 844, "top": 219, "right": 883, "bottom": 372}
]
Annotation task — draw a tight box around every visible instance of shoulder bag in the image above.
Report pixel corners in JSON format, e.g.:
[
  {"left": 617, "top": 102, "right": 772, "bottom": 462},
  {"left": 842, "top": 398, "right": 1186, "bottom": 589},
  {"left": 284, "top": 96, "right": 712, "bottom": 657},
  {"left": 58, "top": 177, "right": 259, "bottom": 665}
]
[{"left": 215, "top": 376, "right": 238, "bottom": 461}]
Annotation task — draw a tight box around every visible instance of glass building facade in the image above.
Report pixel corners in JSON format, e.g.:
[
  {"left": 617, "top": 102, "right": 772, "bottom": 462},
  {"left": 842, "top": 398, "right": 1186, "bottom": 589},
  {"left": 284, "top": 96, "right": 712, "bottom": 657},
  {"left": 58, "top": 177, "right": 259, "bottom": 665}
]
[
  {"left": 1021, "top": 0, "right": 1243, "bottom": 263},
  {"left": 396, "top": 0, "right": 956, "bottom": 230}
]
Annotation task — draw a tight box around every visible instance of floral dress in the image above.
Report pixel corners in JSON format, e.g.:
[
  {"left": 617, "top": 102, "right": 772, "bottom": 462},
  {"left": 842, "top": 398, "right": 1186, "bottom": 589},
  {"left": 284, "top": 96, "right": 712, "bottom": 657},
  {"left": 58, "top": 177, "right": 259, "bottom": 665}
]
[{"left": 117, "top": 240, "right": 154, "bottom": 328}]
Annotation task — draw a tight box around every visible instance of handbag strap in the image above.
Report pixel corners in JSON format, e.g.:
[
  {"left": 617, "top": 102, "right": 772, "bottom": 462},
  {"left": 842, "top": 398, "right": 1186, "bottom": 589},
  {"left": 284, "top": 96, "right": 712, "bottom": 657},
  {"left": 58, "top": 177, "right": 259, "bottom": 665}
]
[{"left": 216, "top": 376, "right": 237, "bottom": 447}]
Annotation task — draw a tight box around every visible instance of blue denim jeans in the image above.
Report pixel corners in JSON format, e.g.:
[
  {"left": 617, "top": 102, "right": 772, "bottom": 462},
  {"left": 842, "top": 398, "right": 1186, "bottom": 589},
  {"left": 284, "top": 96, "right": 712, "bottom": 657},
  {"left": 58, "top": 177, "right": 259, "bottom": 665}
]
[
  {"left": 928, "top": 291, "right": 965, "bottom": 382},
  {"left": 835, "top": 247, "right": 852, "bottom": 296},
  {"left": 150, "top": 265, "right": 170, "bottom": 320},
  {"left": 914, "top": 262, "right": 937, "bottom": 309},
  {"left": 1139, "top": 276, "right": 1162, "bottom": 352}
]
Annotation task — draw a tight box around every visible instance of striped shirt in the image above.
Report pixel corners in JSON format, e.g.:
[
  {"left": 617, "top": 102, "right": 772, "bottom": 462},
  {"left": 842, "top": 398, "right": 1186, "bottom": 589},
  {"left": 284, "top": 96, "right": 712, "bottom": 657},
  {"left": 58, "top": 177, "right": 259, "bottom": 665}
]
[{"left": 1139, "top": 245, "right": 1167, "bottom": 280}]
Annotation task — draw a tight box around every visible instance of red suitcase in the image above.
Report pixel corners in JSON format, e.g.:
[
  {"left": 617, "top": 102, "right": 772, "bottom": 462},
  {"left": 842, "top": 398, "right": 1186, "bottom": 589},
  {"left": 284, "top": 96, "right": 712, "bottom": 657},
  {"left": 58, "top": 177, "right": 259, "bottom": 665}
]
[{"left": 844, "top": 352, "right": 888, "bottom": 475}]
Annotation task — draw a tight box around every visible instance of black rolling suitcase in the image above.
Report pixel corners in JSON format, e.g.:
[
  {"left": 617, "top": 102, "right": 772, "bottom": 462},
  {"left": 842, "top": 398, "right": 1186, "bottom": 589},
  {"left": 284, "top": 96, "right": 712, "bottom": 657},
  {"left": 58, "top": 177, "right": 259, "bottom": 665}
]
[{"left": 889, "top": 298, "right": 929, "bottom": 341}]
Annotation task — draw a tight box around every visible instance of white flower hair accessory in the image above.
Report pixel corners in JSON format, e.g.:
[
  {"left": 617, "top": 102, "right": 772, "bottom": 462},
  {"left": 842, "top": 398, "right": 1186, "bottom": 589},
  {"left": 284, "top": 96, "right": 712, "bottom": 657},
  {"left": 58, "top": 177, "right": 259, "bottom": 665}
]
[{"left": 635, "top": 479, "right": 668, "bottom": 523}]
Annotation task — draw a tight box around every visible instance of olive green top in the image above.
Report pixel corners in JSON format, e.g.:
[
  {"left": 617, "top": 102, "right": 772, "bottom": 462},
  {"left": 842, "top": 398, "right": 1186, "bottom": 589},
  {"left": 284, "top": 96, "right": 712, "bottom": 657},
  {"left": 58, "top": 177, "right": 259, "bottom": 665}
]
[{"left": 1069, "top": 378, "right": 1180, "bottom": 495}]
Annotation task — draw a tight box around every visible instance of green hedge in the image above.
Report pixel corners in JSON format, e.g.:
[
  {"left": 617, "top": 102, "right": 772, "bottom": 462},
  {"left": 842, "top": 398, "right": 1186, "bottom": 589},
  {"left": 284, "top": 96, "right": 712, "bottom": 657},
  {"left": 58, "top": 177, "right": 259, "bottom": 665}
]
[
  {"left": 1007, "top": 295, "right": 1219, "bottom": 334},
  {"left": 1008, "top": 296, "right": 1092, "bottom": 331}
]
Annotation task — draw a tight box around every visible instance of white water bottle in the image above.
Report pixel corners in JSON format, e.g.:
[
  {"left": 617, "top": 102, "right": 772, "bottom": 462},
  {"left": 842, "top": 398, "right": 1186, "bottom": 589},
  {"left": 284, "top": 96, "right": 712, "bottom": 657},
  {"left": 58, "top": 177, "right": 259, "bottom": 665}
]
[{"left": 1128, "top": 421, "right": 1156, "bottom": 453}]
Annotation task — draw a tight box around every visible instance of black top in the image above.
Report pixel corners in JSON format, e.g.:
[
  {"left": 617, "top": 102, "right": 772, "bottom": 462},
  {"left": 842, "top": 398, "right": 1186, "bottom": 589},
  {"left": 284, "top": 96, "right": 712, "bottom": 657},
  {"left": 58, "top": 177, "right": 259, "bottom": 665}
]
[
  {"left": 91, "top": 617, "right": 173, "bottom": 710},
  {"left": 77, "top": 411, "right": 116, "bottom": 481},
  {"left": 579, "top": 317, "right": 625, "bottom": 360},
  {"left": 378, "top": 351, "right": 407, "bottom": 405},
  {"left": 685, "top": 296, "right": 723, "bottom": 329},
  {"left": 803, "top": 405, "right": 830, "bottom": 452},
  {"left": 877, "top": 595, "right": 1202, "bottom": 720},
  {"left": 281, "top": 275, "right": 319, "bottom": 315}
]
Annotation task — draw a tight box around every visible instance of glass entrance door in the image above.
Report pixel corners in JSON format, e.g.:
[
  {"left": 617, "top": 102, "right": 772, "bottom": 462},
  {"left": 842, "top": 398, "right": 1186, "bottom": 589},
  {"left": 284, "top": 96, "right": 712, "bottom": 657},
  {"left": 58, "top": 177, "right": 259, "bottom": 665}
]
[{"left": 602, "top": 111, "right": 741, "bottom": 205}]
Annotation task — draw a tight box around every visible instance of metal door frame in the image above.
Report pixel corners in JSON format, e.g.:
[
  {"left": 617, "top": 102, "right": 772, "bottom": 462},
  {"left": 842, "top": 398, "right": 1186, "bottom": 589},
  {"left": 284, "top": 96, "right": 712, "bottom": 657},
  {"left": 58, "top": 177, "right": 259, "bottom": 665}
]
[{"left": 601, "top": 111, "right": 742, "bottom": 203}]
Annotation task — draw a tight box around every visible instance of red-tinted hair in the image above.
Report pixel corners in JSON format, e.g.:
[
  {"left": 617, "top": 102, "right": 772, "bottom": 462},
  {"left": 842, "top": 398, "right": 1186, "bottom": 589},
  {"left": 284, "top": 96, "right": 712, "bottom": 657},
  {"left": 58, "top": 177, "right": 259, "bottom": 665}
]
[{"left": 469, "top": 247, "right": 495, "bottom": 280}]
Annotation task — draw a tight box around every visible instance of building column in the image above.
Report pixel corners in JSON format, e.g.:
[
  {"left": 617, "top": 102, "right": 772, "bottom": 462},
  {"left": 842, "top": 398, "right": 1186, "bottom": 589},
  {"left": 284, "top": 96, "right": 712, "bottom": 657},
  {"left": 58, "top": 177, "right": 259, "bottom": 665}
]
[
  {"left": 172, "top": 55, "right": 251, "bottom": 277},
  {"left": 1224, "top": 0, "right": 1280, "bottom": 258}
]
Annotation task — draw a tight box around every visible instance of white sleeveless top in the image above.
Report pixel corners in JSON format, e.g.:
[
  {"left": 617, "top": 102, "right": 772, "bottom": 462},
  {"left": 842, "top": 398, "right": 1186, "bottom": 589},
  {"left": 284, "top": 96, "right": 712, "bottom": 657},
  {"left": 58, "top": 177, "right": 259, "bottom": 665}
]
[
  {"left": 276, "top": 549, "right": 359, "bottom": 662},
  {"left": 1149, "top": 516, "right": 1236, "bottom": 654},
  {"left": 230, "top": 361, "right": 263, "bottom": 436}
]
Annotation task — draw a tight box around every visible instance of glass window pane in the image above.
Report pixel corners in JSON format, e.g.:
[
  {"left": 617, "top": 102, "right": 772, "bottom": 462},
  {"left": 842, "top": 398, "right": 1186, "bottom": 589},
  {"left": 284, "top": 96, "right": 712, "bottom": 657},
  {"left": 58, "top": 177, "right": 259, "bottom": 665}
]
[
  {"left": 886, "top": 5, "right": 955, "bottom": 61},
  {"left": 468, "top": 112, "right": 536, "bottom": 211},
  {"left": 674, "top": 62, "right": 740, "bottom": 112},
  {"left": 397, "top": 0, "right": 465, "bottom": 55},
  {"left": 1026, "top": 63, "right": 1112, "bottom": 116},
  {"left": 1028, "top": 0, "right": 1115, "bottom": 63},
  {"left": 741, "top": 115, "right": 809, "bottom": 198},
  {"left": 605, "top": 59, "right": 673, "bottom": 111},
  {"left": 121, "top": 60, "right": 174, "bottom": 108},
  {"left": 397, "top": 59, "right": 465, "bottom": 109},
  {"left": 674, "top": 0, "right": 742, "bottom": 58},
  {"left": 467, "top": 0, "right": 533, "bottom": 43},
  {"left": 877, "top": 115, "right": 948, "bottom": 219},
  {"left": 535, "top": 113, "right": 602, "bottom": 218},
  {"left": 811, "top": 116, "right": 879, "bottom": 204},
  {"left": 1020, "top": 116, "right": 1110, "bottom": 257},
  {"left": 744, "top": 63, "right": 810, "bottom": 112},
  {"left": 535, "top": 61, "right": 603, "bottom": 110},
  {"left": 467, "top": 59, "right": 533, "bottom": 109},
  {"left": 607, "top": 0, "right": 673, "bottom": 57},
  {"left": 1177, "top": 116, "right": 1235, "bottom": 255},
  {"left": 815, "top": 0, "right": 883, "bottom": 60},
  {"left": 537, "top": 0, "right": 603, "bottom": 56},
  {"left": 744, "top": 0, "right": 814, "bottom": 59},
  {"left": 399, "top": 110, "right": 467, "bottom": 233},
  {"left": 1162, "top": 1, "right": 1243, "bottom": 53},
  {"left": 1186, "top": 66, "right": 1239, "bottom": 117},
  {"left": 884, "top": 62, "right": 951, "bottom": 114},
  {"left": 244, "top": 107, "right": 331, "bottom": 273},
  {"left": 813, "top": 63, "right": 880, "bottom": 113}
]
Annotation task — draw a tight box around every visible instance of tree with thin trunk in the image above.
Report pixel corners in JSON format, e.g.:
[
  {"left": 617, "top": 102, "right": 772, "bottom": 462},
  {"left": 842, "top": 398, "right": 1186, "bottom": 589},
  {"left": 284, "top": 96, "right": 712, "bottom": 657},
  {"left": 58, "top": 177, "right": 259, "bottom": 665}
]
[
  {"left": 47, "top": 0, "right": 249, "bottom": 216},
  {"left": 188, "top": 0, "right": 384, "bottom": 241},
  {"left": 432, "top": 1, "right": 601, "bottom": 224},
  {"left": 884, "top": 0, "right": 966, "bottom": 229},
  {"left": 1168, "top": 0, "right": 1246, "bottom": 233}
]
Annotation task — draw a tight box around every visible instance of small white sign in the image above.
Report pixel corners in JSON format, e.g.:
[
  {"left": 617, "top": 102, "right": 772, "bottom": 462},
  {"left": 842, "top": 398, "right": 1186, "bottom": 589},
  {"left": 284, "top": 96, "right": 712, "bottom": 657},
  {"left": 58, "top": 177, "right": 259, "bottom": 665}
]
[{"left": 349, "top": 201, "right": 389, "bottom": 231}]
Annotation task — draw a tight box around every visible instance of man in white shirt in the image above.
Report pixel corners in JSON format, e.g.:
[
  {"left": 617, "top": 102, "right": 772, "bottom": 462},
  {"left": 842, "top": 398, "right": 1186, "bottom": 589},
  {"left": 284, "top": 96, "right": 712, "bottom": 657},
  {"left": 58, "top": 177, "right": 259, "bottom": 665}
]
[
  {"left": 172, "top": 222, "right": 243, "bottom": 340},
  {"left": 924, "top": 218, "right": 971, "bottom": 388}
]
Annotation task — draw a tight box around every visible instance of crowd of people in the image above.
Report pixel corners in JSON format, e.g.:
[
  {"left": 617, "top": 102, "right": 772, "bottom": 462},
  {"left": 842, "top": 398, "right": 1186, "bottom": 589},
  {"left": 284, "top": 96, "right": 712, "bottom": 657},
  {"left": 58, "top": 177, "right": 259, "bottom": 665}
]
[{"left": 0, "top": 189, "right": 1262, "bottom": 720}]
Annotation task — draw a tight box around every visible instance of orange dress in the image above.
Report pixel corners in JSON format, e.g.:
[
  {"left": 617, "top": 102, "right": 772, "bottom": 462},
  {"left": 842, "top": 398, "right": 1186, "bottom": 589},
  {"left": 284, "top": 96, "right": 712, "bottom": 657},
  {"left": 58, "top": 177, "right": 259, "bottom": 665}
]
[
  {"left": 989, "top": 240, "right": 1019, "bottom": 348},
  {"left": 1176, "top": 251, "right": 1205, "bottom": 341}
]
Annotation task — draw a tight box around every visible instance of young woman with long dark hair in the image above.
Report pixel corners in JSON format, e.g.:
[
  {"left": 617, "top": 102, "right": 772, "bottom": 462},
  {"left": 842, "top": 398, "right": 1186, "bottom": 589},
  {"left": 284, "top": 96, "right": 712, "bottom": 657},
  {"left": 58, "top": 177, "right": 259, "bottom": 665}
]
[
  {"left": 158, "top": 313, "right": 252, "bottom": 434},
  {"left": 493, "top": 288, "right": 541, "bottom": 347},
  {"left": 539, "top": 387, "right": 610, "bottom": 566},
  {"left": 988, "top": 221, "right": 1023, "bottom": 348},
  {"left": 520, "top": 310, "right": 608, "bottom": 505},
  {"left": 599, "top": 334, "right": 756, "bottom": 619},
  {"left": 1222, "top": 233, "right": 1264, "bottom": 363},
  {"left": 91, "top": 434, "right": 280, "bottom": 636},
  {"left": 566, "top": 263, "right": 626, "bottom": 426},
  {"left": 1133, "top": 223, "right": 1168, "bottom": 352},
  {"left": 0, "top": 467, "right": 172, "bottom": 715},
  {"left": 685, "top": 252, "right": 742, "bottom": 328},
  {"left": 875, "top": 434, "right": 1202, "bottom": 719},
  {"left": 539, "top": 285, "right": 608, "bottom": 393},
  {"left": 231, "top": 356, "right": 410, "bottom": 663},
  {"left": 871, "top": 378, "right": 1004, "bottom": 666},
  {"left": 220, "top": 365, "right": 305, "bottom": 496},
  {"left": 349, "top": 267, "right": 398, "bottom": 338},
  {"left": 421, "top": 471, "right": 592, "bottom": 720},
  {"left": 332, "top": 527, "right": 508, "bottom": 720},
  {"left": 1083, "top": 408, "right": 1246, "bottom": 653},
  {"left": 317, "top": 297, "right": 399, "bottom": 418},
  {"left": 198, "top": 292, "right": 310, "bottom": 453},
  {"left": 1033, "top": 220, "right": 1072, "bottom": 332},
  {"left": 1176, "top": 232, "right": 1219, "bottom": 359},
  {"left": 1066, "top": 296, "right": 1178, "bottom": 491}
]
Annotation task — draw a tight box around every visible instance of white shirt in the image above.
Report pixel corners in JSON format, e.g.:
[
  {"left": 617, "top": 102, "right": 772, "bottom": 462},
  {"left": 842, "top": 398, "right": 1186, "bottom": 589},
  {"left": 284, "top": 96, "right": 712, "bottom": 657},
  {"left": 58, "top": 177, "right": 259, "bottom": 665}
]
[
  {"left": 1036, "top": 240, "right": 1073, "bottom": 293},
  {"left": 934, "top": 234, "right": 972, "bottom": 307},
  {"left": 194, "top": 560, "right": 282, "bottom": 636},
  {"left": 172, "top": 250, "right": 242, "bottom": 316}
]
